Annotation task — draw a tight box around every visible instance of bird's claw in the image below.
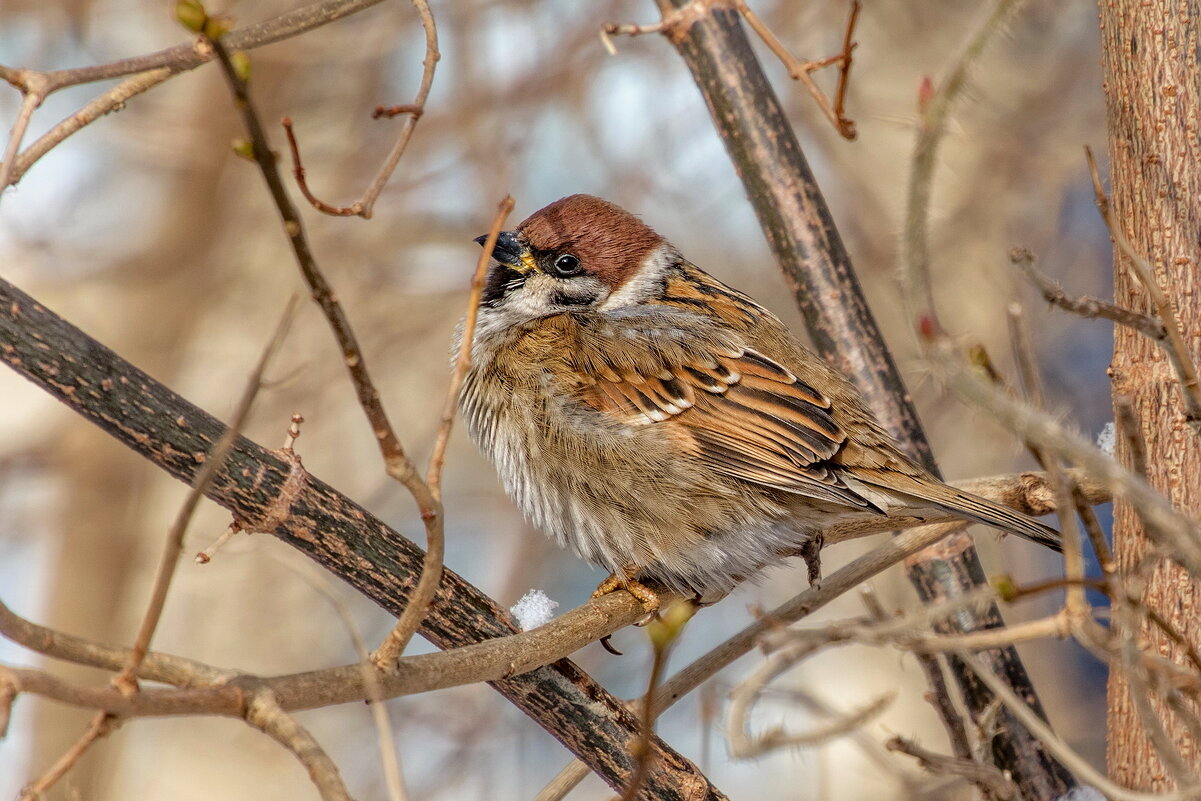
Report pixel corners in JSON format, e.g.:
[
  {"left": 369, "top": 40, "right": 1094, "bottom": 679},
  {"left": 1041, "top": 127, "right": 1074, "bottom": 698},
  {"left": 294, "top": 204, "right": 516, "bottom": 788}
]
[{"left": 592, "top": 572, "right": 660, "bottom": 625}]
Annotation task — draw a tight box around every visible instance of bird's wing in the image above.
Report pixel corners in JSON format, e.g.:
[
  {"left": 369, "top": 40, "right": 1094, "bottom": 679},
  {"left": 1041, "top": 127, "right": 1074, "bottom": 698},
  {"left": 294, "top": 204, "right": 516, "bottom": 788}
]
[{"left": 569, "top": 316, "right": 878, "bottom": 509}]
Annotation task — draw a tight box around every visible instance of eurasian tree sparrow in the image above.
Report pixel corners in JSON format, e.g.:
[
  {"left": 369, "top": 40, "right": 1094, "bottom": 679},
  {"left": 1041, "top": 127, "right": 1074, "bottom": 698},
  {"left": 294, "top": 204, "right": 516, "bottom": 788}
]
[{"left": 460, "top": 195, "right": 1059, "bottom": 611}]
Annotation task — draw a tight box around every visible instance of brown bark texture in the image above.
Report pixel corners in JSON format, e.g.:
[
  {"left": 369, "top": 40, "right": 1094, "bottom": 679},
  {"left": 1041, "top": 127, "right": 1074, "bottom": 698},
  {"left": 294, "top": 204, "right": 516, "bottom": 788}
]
[
  {"left": 1100, "top": 0, "right": 1201, "bottom": 790},
  {"left": 0, "top": 275, "right": 726, "bottom": 801},
  {"left": 663, "top": 3, "right": 1074, "bottom": 796}
]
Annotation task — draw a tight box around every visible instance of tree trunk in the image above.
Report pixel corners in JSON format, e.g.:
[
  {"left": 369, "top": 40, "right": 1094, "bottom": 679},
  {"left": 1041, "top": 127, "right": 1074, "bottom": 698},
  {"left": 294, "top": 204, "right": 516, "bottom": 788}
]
[{"left": 1100, "top": 0, "right": 1201, "bottom": 789}]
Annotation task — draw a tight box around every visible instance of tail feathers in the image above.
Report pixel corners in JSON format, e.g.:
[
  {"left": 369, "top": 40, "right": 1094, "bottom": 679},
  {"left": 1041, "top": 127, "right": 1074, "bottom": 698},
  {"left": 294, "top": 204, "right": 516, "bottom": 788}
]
[
  {"left": 932, "top": 487, "right": 1062, "bottom": 552},
  {"left": 848, "top": 471, "right": 1062, "bottom": 552}
]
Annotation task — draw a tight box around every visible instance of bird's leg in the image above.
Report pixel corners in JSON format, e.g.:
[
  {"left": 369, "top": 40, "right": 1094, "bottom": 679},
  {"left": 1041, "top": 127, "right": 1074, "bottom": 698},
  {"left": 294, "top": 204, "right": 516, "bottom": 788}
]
[
  {"left": 799, "top": 532, "right": 824, "bottom": 587},
  {"left": 592, "top": 564, "right": 660, "bottom": 623}
]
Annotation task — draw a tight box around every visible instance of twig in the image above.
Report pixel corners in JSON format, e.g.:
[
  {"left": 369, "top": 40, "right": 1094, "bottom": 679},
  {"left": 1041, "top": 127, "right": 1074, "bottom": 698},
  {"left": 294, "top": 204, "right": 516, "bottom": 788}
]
[
  {"left": 281, "top": 118, "right": 358, "bottom": 215},
  {"left": 1006, "top": 302, "right": 1088, "bottom": 619},
  {"left": 902, "top": 0, "right": 1027, "bottom": 337},
  {"left": 728, "top": 654, "right": 893, "bottom": 759},
  {"left": 1114, "top": 395, "right": 1149, "bottom": 479},
  {"left": 245, "top": 690, "right": 354, "bottom": 801},
  {"left": 1085, "top": 146, "right": 1201, "bottom": 433},
  {"left": 281, "top": 559, "right": 409, "bottom": 801},
  {"left": 426, "top": 196, "right": 514, "bottom": 497},
  {"left": 733, "top": 0, "right": 859, "bottom": 138},
  {"left": 886, "top": 736, "right": 1018, "bottom": 800},
  {"left": 0, "top": 0, "right": 388, "bottom": 188},
  {"left": 282, "top": 0, "right": 439, "bottom": 219},
  {"left": 619, "top": 604, "right": 692, "bottom": 801},
  {"left": 112, "top": 296, "right": 299, "bottom": 695},
  {"left": 914, "top": 653, "right": 975, "bottom": 760},
  {"left": 17, "top": 711, "right": 120, "bottom": 801},
  {"left": 372, "top": 195, "right": 514, "bottom": 667},
  {"left": 959, "top": 651, "right": 1201, "bottom": 801},
  {"left": 0, "top": 76, "right": 47, "bottom": 200},
  {"left": 1010, "top": 247, "right": 1165, "bottom": 340},
  {"left": 203, "top": 27, "right": 449, "bottom": 667}
]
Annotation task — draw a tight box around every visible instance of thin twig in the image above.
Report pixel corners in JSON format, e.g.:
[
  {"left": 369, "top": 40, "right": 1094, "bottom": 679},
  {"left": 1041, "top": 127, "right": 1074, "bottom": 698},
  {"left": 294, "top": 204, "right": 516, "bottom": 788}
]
[
  {"left": 1006, "top": 302, "right": 1087, "bottom": 619},
  {"left": 281, "top": 559, "right": 408, "bottom": 801},
  {"left": 1010, "top": 247, "right": 1165, "bottom": 340},
  {"left": 372, "top": 195, "right": 514, "bottom": 667},
  {"left": 902, "top": 0, "right": 1027, "bottom": 337},
  {"left": 0, "top": 77, "right": 46, "bottom": 200},
  {"left": 17, "top": 711, "right": 120, "bottom": 800},
  {"left": 1114, "top": 395, "right": 1149, "bottom": 480},
  {"left": 1085, "top": 146, "right": 1201, "bottom": 433},
  {"left": 733, "top": 0, "right": 859, "bottom": 138},
  {"left": 959, "top": 651, "right": 1201, "bottom": 801},
  {"left": 886, "top": 736, "right": 1018, "bottom": 800},
  {"left": 0, "top": 0, "right": 388, "bottom": 188},
  {"left": 281, "top": 0, "right": 439, "bottom": 219},
  {"left": 112, "top": 296, "right": 299, "bottom": 695},
  {"left": 426, "top": 195, "right": 514, "bottom": 496},
  {"left": 619, "top": 605, "right": 691, "bottom": 801},
  {"left": 205, "top": 29, "right": 454, "bottom": 669},
  {"left": 281, "top": 118, "right": 357, "bottom": 215}
]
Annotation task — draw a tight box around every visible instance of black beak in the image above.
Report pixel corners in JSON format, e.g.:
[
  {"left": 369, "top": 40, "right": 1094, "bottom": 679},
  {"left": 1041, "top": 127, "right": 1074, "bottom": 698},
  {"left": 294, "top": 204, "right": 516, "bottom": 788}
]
[{"left": 475, "top": 230, "right": 524, "bottom": 267}]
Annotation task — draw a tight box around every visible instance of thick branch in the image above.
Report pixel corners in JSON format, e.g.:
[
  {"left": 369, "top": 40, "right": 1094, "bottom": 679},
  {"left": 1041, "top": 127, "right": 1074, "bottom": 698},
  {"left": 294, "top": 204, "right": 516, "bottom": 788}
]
[
  {"left": 656, "top": 2, "right": 1074, "bottom": 795},
  {"left": 0, "top": 275, "right": 726, "bottom": 801}
]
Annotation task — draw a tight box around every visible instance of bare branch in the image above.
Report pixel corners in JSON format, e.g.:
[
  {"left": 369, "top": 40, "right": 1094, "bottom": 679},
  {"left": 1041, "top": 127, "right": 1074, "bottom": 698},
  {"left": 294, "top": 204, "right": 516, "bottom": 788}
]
[
  {"left": 732, "top": 0, "right": 859, "bottom": 138},
  {"left": 282, "top": 0, "right": 440, "bottom": 219},
  {"left": 114, "top": 296, "right": 298, "bottom": 694},
  {"left": 960, "top": 651, "right": 1201, "bottom": 801},
  {"left": 374, "top": 195, "right": 513, "bottom": 667},
  {"left": 1010, "top": 247, "right": 1165, "bottom": 340},
  {"left": 0, "top": 0, "right": 389, "bottom": 188},
  {"left": 245, "top": 691, "right": 354, "bottom": 801},
  {"left": 17, "top": 711, "right": 120, "bottom": 801},
  {"left": 886, "top": 736, "right": 1018, "bottom": 801}
]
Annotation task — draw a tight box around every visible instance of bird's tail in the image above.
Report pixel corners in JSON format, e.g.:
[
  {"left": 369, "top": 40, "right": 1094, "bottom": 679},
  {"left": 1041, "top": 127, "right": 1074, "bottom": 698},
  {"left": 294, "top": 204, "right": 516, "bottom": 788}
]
[
  {"left": 856, "top": 472, "right": 1062, "bottom": 552},
  {"left": 926, "top": 485, "right": 1062, "bottom": 552}
]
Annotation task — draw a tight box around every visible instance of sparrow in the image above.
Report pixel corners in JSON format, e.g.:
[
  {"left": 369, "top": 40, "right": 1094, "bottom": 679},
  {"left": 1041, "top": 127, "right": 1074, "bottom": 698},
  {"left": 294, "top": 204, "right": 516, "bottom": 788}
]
[{"left": 460, "top": 194, "right": 1059, "bottom": 612}]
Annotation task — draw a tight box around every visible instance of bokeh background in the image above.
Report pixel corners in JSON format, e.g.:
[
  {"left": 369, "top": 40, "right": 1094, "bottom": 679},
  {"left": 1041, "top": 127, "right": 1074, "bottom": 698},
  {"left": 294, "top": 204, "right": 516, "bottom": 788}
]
[{"left": 0, "top": 1, "right": 1113, "bottom": 798}]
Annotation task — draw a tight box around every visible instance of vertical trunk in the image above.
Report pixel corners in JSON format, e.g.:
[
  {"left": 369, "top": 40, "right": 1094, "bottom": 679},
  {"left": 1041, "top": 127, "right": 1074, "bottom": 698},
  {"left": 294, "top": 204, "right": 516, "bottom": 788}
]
[{"left": 1100, "top": 0, "right": 1201, "bottom": 789}]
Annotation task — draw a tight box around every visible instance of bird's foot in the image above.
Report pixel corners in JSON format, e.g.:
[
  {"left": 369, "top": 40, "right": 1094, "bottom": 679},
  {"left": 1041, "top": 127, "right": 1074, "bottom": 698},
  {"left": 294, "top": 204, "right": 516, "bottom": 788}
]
[
  {"left": 799, "top": 532, "right": 824, "bottom": 588},
  {"left": 593, "top": 571, "right": 660, "bottom": 625}
]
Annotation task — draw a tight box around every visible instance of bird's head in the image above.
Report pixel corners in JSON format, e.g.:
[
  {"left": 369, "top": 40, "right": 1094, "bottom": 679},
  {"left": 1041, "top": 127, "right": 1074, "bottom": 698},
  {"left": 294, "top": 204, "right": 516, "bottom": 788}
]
[{"left": 474, "top": 195, "right": 675, "bottom": 317}]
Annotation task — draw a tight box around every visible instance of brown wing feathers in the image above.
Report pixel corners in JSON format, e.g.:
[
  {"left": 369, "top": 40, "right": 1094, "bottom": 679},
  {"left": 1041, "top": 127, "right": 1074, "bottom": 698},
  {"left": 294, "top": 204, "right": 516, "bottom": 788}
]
[{"left": 578, "top": 345, "right": 880, "bottom": 509}]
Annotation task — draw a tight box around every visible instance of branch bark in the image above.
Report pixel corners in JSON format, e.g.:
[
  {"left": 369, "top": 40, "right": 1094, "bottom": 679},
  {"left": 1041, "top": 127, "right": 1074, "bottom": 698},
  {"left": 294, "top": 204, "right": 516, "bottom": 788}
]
[
  {"left": 0, "top": 274, "right": 726, "bottom": 801},
  {"left": 1099, "top": 0, "right": 1201, "bottom": 789},
  {"left": 656, "top": 2, "right": 1074, "bottom": 796}
]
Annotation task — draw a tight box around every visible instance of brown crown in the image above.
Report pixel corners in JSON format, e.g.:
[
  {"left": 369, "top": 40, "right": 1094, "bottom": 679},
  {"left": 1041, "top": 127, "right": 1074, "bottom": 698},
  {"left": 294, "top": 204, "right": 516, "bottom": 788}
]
[{"left": 518, "top": 195, "right": 664, "bottom": 289}]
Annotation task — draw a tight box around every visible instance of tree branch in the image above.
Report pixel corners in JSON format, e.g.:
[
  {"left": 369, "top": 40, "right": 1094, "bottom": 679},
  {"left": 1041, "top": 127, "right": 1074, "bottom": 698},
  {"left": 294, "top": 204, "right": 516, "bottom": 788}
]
[{"left": 0, "top": 274, "right": 726, "bottom": 801}]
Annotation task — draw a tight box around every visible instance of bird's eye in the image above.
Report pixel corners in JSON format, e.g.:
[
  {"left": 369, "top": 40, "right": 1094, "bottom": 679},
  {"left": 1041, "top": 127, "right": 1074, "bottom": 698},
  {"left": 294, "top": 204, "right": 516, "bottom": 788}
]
[{"left": 551, "top": 253, "right": 582, "bottom": 277}]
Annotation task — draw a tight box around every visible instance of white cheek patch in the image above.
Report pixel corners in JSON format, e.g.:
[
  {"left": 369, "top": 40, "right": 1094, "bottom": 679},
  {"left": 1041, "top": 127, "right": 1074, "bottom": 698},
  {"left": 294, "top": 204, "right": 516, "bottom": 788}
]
[{"left": 599, "top": 244, "right": 676, "bottom": 310}]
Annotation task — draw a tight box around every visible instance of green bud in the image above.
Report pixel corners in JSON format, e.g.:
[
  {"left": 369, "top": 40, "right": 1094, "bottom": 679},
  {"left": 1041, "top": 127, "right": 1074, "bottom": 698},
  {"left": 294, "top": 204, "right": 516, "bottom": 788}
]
[
  {"left": 646, "top": 600, "right": 694, "bottom": 649},
  {"left": 231, "top": 139, "right": 255, "bottom": 161},
  {"left": 175, "top": 0, "right": 207, "bottom": 33},
  {"left": 991, "top": 573, "right": 1018, "bottom": 602},
  {"left": 203, "top": 13, "right": 234, "bottom": 39},
  {"left": 230, "top": 51, "right": 251, "bottom": 82}
]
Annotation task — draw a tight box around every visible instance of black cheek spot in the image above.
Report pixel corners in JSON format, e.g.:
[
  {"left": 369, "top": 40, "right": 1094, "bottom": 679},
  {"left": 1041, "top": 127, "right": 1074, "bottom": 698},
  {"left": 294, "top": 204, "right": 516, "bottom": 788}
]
[{"left": 482, "top": 264, "right": 525, "bottom": 307}]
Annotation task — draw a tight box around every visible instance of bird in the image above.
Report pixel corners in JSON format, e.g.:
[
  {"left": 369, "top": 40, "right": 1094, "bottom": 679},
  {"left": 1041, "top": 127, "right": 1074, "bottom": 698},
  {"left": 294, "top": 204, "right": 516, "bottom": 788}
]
[{"left": 459, "top": 194, "right": 1060, "bottom": 613}]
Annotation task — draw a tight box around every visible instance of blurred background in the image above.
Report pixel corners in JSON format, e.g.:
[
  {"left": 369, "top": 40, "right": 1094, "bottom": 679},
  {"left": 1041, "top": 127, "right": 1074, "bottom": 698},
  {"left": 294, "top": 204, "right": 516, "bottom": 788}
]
[{"left": 0, "top": 0, "right": 1113, "bottom": 798}]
